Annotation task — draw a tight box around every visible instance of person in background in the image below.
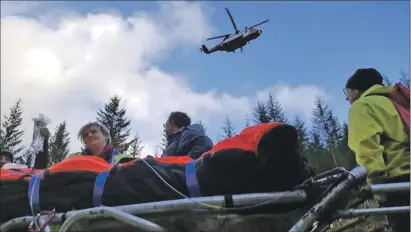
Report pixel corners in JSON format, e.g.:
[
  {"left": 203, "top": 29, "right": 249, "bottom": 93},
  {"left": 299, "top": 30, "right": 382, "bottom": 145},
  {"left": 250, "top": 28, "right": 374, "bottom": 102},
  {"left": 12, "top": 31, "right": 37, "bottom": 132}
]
[
  {"left": 161, "top": 111, "right": 213, "bottom": 159},
  {"left": 67, "top": 122, "right": 131, "bottom": 164},
  {"left": 0, "top": 128, "right": 50, "bottom": 169},
  {"left": 0, "top": 148, "right": 14, "bottom": 168},
  {"left": 344, "top": 68, "right": 410, "bottom": 232}
]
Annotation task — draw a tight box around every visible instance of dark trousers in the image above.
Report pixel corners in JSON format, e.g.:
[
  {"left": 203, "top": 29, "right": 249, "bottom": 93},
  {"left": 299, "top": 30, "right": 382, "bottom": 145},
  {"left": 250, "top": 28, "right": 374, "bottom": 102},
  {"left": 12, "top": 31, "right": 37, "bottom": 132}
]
[{"left": 379, "top": 175, "right": 410, "bottom": 232}]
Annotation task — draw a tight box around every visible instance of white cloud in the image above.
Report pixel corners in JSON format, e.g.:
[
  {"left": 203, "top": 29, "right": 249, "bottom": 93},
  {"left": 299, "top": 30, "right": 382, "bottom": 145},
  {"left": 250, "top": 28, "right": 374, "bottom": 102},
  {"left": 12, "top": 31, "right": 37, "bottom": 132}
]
[
  {"left": 0, "top": 2, "right": 249, "bottom": 157},
  {"left": 1, "top": 2, "right": 327, "bottom": 158},
  {"left": 257, "top": 83, "right": 328, "bottom": 120}
]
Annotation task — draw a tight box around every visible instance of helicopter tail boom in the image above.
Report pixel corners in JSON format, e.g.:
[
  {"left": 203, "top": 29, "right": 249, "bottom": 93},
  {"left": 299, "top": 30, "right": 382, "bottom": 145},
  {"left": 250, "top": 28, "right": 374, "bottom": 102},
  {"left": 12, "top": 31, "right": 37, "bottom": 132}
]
[{"left": 200, "top": 45, "right": 210, "bottom": 54}]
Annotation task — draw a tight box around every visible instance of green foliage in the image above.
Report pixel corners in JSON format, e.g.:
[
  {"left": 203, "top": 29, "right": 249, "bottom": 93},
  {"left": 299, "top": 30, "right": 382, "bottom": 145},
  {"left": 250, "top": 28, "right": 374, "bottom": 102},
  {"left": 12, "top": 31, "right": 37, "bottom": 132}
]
[
  {"left": 244, "top": 113, "right": 251, "bottom": 127},
  {"left": 266, "top": 93, "right": 287, "bottom": 123},
  {"left": 49, "top": 121, "right": 71, "bottom": 166},
  {"left": 399, "top": 69, "right": 410, "bottom": 89},
  {"left": 0, "top": 99, "right": 25, "bottom": 155},
  {"left": 383, "top": 75, "right": 393, "bottom": 86},
  {"left": 245, "top": 92, "right": 358, "bottom": 174},
  {"left": 310, "top": 95, "right": 340, "bottom": 168},
  {"left": 292, "top": 115, "right": 309, "bottom": 153},
  {"left": 382, "top": 70, "right": 410, "bottom": 88},
  {"left": 154, "top": 123, "right": 168, "bottom": 157},
  {"left": 128, "top": 132, "right": 144, "bottom": 158},
  {"left": 219, "top": 117, "right": 236, "bottom": 141},
  {"left": 253, "top": 100, "right": 270, "bottom": 124},
  {"left": 97, "top": 95, "right": 134, "bottom": 153}
]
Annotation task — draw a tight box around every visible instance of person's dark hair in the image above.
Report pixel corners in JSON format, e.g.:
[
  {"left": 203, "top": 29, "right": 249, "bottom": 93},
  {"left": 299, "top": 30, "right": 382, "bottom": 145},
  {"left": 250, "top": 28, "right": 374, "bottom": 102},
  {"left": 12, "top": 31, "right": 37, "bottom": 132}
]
[
  {"left": 345, "top": 68, "right": 384, "bottom": 92},
  {"left": 168, "top": 111, "right": 191, "bottom": 128},
  {"left": 0, "top": 148, "right": 14, "bottom": 162}
]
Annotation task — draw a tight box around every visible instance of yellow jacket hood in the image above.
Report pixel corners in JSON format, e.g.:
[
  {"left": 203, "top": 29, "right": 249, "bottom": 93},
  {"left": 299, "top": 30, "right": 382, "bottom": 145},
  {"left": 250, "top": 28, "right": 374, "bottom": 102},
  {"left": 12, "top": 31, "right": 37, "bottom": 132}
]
[{"left": 361, "top": 84, "right": 393, "bottom": 97}]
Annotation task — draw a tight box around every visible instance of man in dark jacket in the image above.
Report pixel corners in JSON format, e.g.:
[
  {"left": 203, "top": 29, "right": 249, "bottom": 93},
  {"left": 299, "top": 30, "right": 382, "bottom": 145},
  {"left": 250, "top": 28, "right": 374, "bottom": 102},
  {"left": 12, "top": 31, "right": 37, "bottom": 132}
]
[{"left": 161, "top": 112, "right": 213, "bottom": 159}]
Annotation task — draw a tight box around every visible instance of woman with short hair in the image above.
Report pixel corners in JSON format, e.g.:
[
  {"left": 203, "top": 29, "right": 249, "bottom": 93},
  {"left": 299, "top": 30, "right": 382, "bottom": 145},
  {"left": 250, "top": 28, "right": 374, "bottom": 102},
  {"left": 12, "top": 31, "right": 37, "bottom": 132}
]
[{"left": 67, "top": 122, "right": 131, "bottom": 164}]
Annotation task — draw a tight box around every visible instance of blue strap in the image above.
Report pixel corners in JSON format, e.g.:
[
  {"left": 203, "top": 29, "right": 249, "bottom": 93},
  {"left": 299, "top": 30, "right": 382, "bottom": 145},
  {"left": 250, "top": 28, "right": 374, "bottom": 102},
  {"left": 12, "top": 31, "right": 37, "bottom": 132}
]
[
  {"left": 28, "top": 173, "right": 42, "bottom": 219},
  {"left": 93, "top": 170, "right": 111, "bottom": 207},
  {"left": 185, "top": 160, "right": 202, "bottom": 197}
]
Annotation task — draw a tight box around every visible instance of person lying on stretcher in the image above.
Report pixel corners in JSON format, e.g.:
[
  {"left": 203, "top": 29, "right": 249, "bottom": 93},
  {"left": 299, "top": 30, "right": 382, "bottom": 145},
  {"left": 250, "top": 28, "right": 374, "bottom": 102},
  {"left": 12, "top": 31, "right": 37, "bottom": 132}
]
[
  {"left": 0, "top": 128, "right": 50, "bottom": 169},
  {"left": 66, "top": 122, "right": 132, "bottom": 165}
]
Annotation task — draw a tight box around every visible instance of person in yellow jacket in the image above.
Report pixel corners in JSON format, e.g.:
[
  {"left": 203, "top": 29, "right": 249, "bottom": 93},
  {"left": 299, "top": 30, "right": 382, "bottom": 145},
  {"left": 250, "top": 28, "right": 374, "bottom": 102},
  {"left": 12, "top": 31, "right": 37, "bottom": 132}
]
[
  {"left": 344, "top": 68, "right": 409, "bottom": 232},
  {"left": 67, "top": 122, "right": 132, "bottom": 165}
]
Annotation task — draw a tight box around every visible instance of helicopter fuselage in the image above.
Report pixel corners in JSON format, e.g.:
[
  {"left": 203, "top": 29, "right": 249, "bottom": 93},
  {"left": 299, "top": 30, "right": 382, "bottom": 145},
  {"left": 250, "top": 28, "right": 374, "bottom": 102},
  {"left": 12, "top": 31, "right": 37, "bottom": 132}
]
[
  {"left": 200, "top": 8, "right": 268, "bottom": 55},
  {"left": 222, "top": 28, "right": 262, "bottom": 52},
  {"left": 201, "top": 28, "right": 262, "bottom": 54}
]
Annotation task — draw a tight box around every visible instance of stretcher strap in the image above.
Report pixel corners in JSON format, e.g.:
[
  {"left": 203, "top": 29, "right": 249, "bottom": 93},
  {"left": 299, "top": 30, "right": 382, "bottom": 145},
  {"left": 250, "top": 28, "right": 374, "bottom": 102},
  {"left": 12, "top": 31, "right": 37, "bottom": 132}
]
[
  {"left": 28, "top": 173, "right": 42, "bottom": 219},
  {"left": 93, "top": 170, "right": 111, "bottom": 207},
  {"left": 185, "top": 160, "right": 202, "bottom": 197}
]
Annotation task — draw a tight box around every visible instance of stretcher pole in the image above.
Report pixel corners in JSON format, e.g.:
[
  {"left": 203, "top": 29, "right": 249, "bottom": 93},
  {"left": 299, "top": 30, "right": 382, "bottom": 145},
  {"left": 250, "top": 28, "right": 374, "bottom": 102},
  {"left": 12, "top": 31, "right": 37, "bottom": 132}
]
[
  {"left": 58, "top": 206, "right": 167, "bottom": 232},
  {"left": 334, "top": 206, "right": 410, "bottom": 219},
  {"left": 2, "top": 174, "right": 408, "bottom": 232},
  {"left": 0, "top": 191, "right": 307, "bottom": 231},
  {"left": 288, "top": 166, "right": 368, "bottom": 232},
  {"left": 369, "top": 182, "right": 410, "bottom": 194}
]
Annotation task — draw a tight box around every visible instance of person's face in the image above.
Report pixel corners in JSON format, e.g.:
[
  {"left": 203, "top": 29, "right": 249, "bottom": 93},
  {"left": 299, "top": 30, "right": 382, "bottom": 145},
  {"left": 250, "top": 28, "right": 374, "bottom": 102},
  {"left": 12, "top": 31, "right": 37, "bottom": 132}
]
[
  {"left": 344, "top": 88, "right": 360, "bottom": 105},
  {"left": 165, "top": 120, "right": 177, "bottom": 136},
  {"left": 0, "top": 155, "right": 12, "bottom": 168},
  {"left": 82, "top": 126, "right": 107, "bottom": 152}
]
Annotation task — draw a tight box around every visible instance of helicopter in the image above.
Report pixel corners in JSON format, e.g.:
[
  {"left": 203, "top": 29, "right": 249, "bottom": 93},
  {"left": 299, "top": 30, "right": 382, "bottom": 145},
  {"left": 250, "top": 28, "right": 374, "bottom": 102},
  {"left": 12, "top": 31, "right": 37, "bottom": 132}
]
[{"left": 200, "top": 8, "right": 269, "bottom": 55}]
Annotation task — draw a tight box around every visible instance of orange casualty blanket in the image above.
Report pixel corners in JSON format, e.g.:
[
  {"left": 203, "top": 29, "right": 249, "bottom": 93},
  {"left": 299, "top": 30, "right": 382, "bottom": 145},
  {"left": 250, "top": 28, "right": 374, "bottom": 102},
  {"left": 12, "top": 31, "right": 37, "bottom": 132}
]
[
  {"left": 0, "top": 122, "right": 312, "bottom": 222},
  {"left": 1, "top": 122, "right": 286, "bottom": 180}
]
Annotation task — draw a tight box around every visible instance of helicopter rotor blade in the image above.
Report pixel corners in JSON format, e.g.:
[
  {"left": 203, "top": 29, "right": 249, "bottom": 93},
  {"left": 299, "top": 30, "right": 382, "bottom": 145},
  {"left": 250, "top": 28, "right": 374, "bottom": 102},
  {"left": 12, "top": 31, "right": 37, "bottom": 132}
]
[
  {"left": 249, "top": 19, "right": 270, "bottom": 29},
  {"left": 225, "top": 8, "right": 239, "bottom": 33},
  {"left": 206, "top": 33, "right": 231, "bottom": 41}
]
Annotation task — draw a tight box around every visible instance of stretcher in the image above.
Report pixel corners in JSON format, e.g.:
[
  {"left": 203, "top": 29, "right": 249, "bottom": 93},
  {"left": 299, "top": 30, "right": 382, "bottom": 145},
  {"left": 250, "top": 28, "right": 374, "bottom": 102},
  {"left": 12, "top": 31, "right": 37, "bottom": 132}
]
[{"left": 1, "top": 165, "right": 409, "bottom": 232}]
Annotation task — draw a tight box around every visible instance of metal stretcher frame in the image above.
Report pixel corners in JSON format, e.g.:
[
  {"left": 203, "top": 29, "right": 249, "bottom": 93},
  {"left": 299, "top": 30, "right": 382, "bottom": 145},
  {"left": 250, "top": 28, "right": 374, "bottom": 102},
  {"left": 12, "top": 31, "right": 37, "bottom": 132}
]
[{"left": 1, "top": 166, "right": 410, "bottom": 232}]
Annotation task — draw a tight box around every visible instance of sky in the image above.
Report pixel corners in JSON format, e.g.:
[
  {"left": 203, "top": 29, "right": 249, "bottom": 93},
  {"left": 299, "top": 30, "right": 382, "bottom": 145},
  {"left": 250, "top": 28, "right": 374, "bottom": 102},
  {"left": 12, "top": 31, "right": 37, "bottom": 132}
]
[{"left": 1, "top": 1, "right": 409, "bottom": 157}]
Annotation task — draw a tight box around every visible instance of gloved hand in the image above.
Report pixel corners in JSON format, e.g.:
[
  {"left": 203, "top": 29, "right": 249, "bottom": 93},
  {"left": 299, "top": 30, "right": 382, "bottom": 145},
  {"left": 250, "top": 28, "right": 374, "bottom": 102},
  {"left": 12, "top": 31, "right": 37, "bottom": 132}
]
[{"left": 40, "top": 128, "right": 50, "bottom": 138}]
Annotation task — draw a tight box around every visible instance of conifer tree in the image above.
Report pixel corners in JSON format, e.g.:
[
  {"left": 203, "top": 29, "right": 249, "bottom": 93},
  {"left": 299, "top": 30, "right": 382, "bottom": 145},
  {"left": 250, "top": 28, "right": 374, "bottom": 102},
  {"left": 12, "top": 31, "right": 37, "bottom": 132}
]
[
  {"left": 219, "top": 117, "right": 236, "bottom": 140},
  {"left": 155, "top": 123, "right": 168, "bottom": 157},
  {"left": 311, "top": 96, "right": 340, "bottom": 168},
  {"left": 266, "top": 93, "right": 287, "bottom": 123},
  {"left": 337, "top": 122, "right": 357, "bottom": 169},
  {"left": 399, "top": 69, "right": 410, "bottom": 88},
  {"left": 244, "top": 113, "right": 251, "bottom": 128},
  {"left": 128, "top": 132, "right": 144, "bottom": 158},
  {"left": 0, "top": 99, "right": 25, "bottom": 155},
  {"left": 383, "top": 75, "right": 392, "bottom": 86},
  {"left": 292, "top": 115, "right": 309, "bottom": 153},
  {"left": 49, "top": 121, "right": 71, "bottom": 166},
  {"left": 253, "top": 101, "right": 270, "bottom": 124},
  {"left": 14, "top": 150, "right": 30, "bottom": 165},
  {"left": 97, "top": 95, "right": 135, "bottom": 153}
]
